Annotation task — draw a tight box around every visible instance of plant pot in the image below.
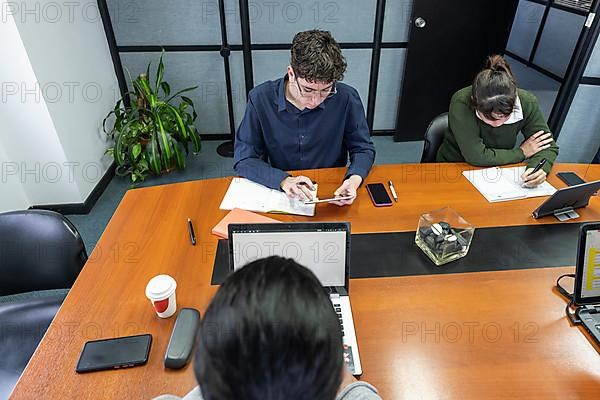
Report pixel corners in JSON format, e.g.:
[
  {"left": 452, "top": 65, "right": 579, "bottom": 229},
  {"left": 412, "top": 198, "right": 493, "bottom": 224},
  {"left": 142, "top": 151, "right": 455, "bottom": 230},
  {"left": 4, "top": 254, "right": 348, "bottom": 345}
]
[{"left": 160, "top": 163, "right": 177, "bottom": 175}]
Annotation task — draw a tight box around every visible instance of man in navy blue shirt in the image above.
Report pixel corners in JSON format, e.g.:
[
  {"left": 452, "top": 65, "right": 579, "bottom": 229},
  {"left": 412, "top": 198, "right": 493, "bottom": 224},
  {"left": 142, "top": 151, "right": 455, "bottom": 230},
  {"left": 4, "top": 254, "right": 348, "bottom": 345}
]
[{"left": 233, "top": 29, "right": 376, "bottom": 206}]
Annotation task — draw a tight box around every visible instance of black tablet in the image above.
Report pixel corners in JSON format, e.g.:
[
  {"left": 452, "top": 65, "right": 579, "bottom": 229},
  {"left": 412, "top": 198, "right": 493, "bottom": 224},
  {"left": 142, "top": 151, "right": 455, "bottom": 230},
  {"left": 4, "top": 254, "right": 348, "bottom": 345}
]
[
  {"left": 532, "top": 180, "right": 600, "bottom": 219},
  {"left": 574, "top": 223, "right": 600, "bottom": 306}
]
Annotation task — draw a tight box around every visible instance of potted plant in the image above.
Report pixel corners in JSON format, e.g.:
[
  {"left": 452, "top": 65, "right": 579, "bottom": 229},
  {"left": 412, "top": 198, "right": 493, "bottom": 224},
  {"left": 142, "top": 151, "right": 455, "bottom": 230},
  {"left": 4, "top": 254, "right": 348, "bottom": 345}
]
[{"left": 103, "top": 52, "right": 201, "bottom": 183}]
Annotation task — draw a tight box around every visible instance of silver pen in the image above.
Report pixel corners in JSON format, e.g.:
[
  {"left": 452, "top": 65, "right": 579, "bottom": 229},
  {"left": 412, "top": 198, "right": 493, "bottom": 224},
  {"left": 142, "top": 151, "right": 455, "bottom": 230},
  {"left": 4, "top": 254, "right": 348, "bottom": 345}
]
[{"left": 388, "top": 180, "right": 398, "bottom": 202}]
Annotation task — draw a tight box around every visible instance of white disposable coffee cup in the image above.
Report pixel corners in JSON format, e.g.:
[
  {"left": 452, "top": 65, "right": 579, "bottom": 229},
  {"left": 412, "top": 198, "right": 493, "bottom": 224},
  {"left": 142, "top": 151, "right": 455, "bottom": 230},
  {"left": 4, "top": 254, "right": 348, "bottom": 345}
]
[{"left": 145, "top": 275, "right": 177, "bottom": 318}]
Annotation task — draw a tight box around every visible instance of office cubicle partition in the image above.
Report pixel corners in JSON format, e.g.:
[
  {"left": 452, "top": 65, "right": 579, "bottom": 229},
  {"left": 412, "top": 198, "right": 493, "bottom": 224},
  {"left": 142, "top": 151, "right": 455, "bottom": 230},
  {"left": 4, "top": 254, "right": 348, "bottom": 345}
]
[
  {"left": 99, "top": 0, "right": 410, "bottom": 141},
  {"left": 505, "top": 0, "right": 600, "bottom": 162},
  {"left": 98, "top": 0, "right": 599, "bottom": 157},
  {"left": 555, "top": 1, "right": 600, "bottom": 163}
]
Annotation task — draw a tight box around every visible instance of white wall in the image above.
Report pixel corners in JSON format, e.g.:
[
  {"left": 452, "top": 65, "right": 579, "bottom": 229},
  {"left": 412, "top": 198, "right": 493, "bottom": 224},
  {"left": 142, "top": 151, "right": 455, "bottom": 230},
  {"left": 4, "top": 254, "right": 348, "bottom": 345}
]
[
  {"left": 0, "top": 144, "right": 29, "bottom": 212},
  {"left": 0, "top": 0, "right": 118, "bottom": 212},
  {"left": 0, "top": 1, "right": 80, "bottom": 209}
]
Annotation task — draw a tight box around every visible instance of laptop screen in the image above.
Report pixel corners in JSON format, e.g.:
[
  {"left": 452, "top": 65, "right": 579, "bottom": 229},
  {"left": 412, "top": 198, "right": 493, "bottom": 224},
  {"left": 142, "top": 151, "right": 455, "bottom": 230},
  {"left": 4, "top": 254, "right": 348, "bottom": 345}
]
[
  {"left": 229, "top": 224, "right": 348, "bottom": 288},
  {"left": 580, "top": 228, "right": 600, "bottom": 301}
]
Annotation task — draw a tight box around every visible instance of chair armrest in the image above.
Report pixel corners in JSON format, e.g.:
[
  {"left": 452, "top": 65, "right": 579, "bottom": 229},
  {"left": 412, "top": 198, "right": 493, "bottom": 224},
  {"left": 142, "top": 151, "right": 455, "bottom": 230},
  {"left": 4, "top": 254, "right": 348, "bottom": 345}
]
[{"left": 0, "top": 290, "right": 68, "bottom": 399}]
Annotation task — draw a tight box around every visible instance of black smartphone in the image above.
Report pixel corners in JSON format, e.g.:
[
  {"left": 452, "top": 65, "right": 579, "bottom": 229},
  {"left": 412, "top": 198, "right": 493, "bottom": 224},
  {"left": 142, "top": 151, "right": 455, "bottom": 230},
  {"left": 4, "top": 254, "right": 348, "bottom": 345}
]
[
  {"left": 75, "top": 334, "right": 152, "bottom": 373},
  {"left": 557, "top": 172, "right": 586, "bottom": 186},
  {"left": 366, "top": 183, "right": 393, "bottom": 207}
]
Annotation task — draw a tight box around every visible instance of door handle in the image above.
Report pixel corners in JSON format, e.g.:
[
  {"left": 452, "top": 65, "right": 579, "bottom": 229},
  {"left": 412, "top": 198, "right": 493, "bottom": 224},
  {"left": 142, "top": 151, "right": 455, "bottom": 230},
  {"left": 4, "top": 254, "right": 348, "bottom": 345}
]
[{"left": 415, "top": 17, "right": 426, "bottom": 28}]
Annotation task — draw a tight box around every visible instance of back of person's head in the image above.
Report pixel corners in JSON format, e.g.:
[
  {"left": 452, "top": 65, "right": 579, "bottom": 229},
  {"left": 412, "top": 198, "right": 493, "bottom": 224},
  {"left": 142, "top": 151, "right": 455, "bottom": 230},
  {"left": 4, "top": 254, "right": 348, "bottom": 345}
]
[
  {"left": 471, "top": 55, "right": 517, "bottom": 120},
  {"left": 194, "top": 256, "right": 343, "bottom": 400},
  {"left": 291, "top": 29, "right": 347, "bottom": 83}
]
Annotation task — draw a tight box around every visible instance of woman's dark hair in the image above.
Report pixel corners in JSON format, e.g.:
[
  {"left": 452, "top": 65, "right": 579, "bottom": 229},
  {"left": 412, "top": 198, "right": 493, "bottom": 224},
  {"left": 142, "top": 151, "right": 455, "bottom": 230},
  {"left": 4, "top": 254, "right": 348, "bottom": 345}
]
[
  {"left": 291, "top": 29, "right": 347, "bottom": 83},
  {"left": 194, "top": 256, "right": 343, "bottom": 400},
  {"left": 471, "top": 55, "right": 517, "bottom": 120}
]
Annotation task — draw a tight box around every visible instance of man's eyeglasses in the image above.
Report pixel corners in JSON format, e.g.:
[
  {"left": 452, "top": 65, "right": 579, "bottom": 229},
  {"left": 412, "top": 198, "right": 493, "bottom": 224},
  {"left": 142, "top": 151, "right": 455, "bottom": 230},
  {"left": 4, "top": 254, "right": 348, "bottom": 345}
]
[{"left": 295, "top": 80, "right": 337, "bottom": 99}]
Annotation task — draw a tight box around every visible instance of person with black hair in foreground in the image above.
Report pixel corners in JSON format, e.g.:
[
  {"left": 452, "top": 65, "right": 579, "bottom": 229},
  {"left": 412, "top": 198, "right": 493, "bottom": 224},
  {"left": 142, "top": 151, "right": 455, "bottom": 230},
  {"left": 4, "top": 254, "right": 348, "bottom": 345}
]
[
  {"left": 154, "top": 256, "right": 381, "bottom": 400},
  {"left": 436, "top": 55, "right": 559, "bottom": 187}
]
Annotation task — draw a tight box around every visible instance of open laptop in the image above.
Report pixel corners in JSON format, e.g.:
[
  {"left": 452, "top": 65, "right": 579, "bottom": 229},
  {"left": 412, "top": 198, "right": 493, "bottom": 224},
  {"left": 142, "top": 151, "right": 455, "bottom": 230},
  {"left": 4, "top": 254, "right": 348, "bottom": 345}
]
[
  {"left": 227, "top": 222, "right": 362, "bottom": 376},
  {"left": 574, "top": 222, "right": 600, "bottom": 347}
]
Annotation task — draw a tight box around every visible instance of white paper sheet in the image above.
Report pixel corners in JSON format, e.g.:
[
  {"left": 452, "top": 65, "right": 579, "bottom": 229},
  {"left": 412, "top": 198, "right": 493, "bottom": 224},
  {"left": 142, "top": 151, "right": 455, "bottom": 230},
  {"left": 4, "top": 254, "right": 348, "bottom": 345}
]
[
  {"left": 220, "top": 178, "right": 316, "bottom": 216},
  {"left": 463, "top": 166, "right": 556, "bottom": 202}
]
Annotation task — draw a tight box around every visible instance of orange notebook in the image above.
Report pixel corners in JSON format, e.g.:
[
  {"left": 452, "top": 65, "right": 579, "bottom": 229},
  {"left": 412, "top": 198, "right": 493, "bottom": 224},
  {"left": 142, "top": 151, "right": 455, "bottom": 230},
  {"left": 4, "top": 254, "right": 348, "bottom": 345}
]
[{"left": 212, "top": 208, "right": 280, "bottom": 239}]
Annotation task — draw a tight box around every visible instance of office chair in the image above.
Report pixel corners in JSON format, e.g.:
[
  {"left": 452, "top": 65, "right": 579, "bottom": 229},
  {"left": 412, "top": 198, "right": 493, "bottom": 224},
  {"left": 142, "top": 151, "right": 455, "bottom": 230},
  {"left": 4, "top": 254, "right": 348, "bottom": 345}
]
[
  {"left": 420, "top": 112, "right": 449, "bottom": 163},
  {"left": 0, "top": 210, "right": 87, "bottom": 399}
]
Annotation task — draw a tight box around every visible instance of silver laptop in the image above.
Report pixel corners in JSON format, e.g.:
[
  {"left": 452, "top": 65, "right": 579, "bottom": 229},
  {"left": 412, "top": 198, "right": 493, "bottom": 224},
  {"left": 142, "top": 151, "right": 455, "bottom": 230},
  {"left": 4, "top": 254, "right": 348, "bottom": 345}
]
[
  {"left": 228, "top": 222, "right": 362, "bottom": 375},
  {"left": 574, "top": 222, "right": 600, "bottom": 347}
]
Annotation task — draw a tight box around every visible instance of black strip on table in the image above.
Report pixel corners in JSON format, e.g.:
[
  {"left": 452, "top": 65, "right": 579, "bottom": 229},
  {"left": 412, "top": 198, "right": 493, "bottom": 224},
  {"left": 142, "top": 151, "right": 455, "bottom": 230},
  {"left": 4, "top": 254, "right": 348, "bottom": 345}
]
[{"left": 211, "top": 223, "right": 586, "bottom": 285}]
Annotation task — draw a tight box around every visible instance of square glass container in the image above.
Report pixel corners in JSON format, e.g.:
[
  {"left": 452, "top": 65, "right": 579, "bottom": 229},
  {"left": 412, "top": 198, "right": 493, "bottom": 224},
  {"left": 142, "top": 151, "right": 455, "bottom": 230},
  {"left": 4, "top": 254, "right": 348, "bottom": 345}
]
[{"left": 415, "top": 207, "right": 475, "bottom": 266}]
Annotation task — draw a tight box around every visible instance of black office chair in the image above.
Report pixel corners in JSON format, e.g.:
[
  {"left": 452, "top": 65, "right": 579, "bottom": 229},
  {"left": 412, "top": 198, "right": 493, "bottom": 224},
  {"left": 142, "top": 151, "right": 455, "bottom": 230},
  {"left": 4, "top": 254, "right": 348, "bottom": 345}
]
[
  {"left": 0, "top": 210, "right": 87, "bottom": 399},
  {"left": 420, "top": 112, "right": 449, "bottom": 163}
]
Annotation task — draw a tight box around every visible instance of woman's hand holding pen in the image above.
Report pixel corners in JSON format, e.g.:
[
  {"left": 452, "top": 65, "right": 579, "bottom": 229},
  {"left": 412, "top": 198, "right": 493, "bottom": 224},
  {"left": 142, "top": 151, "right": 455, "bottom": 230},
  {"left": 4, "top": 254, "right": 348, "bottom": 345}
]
[
  {"left": 521, "top": 158, "right": 547, "bottom": 187},
  {"left": 521, "top": 168, "right": 547, "bottom": 187},
  {"left": 520, "top": 130, "right": 554, "bottom": 158}
]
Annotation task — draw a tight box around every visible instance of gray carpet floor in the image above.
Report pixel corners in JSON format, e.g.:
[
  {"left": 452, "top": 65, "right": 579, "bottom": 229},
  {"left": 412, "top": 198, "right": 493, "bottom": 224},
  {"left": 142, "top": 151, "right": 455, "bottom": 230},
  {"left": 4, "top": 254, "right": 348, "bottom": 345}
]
[{"left": 67, "top": 137, "right": 424, "bottom": 253}]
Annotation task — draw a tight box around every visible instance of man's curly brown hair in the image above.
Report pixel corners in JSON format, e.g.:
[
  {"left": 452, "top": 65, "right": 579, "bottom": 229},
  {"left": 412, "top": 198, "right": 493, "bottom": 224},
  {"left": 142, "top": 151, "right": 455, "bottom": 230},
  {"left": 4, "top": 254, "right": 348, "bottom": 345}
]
[{"left": 290, "top": 30, "right": 347, "bottom": 83}]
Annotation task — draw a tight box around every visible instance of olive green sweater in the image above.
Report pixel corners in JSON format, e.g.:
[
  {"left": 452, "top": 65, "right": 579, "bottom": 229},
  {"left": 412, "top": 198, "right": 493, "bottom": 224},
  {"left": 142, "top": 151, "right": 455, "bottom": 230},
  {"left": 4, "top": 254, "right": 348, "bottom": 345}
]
[{"left": 436, "top": 86, "right": 559, "bottom": 173}]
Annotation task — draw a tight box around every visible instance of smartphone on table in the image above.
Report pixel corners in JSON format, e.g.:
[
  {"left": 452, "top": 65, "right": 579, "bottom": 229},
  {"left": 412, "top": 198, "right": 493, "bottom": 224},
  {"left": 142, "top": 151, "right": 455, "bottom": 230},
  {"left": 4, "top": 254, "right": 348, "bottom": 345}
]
[
  {"left": 75, "top": 334, "right": 152, "bottom": 373},
  {"left": 556, "top": 172, "right": 586, "bottom": 186},
  {"left": 556, "top": 172, "right": 597, "bottom": 195},
  {"left": 366, "top": 183, "right": 393, "bottom": 207}
]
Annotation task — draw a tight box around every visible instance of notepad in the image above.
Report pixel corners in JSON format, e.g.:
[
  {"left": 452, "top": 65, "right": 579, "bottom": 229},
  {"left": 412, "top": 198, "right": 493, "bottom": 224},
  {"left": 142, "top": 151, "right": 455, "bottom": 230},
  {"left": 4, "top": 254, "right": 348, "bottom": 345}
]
[
  {"left": 219, "top": 178, "right": 317, "bottom": 216},
  {"left": 463, "top": 166, "right": 557, "bottom": 202},
  {"left": 212, "top": 209, "right": 280, "bottom": 239}
]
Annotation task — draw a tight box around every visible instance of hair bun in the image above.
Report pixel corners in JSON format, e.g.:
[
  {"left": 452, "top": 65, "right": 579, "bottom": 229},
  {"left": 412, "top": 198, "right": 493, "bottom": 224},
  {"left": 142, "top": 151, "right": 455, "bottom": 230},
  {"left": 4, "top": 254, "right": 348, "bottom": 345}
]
[{"left": 485, "top": 54, "right": 514, "bottom": 79}]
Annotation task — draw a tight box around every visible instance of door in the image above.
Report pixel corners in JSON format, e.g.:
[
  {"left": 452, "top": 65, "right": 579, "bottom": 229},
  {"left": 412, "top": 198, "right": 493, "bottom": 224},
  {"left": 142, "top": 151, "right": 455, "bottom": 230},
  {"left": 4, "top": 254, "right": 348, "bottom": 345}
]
[{"left": 395, "top": 0, "right": 519, "bottom": 141}]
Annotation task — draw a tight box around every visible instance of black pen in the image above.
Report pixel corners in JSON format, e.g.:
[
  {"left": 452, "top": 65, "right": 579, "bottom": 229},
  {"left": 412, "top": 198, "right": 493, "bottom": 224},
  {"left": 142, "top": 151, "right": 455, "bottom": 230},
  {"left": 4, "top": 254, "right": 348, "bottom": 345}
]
[
  {"left": 187, "top": 218, "right": 196, "bottom": 246},
  {"left": 297, "top": 181, "right": 317, "bottom": 190},
  {"left": 296, "top": 180, "right": 317, "bottom": 200},
  {"left": 530, "top": 158, "right": 547, "bottom": 175}
]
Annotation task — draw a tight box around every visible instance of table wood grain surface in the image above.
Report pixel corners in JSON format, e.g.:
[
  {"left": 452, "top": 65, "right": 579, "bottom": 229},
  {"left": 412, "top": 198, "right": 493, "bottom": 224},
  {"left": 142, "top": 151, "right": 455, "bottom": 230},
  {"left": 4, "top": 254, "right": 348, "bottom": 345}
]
[{"left": 10, "top": 163, "right": 600, "bottom": 399}]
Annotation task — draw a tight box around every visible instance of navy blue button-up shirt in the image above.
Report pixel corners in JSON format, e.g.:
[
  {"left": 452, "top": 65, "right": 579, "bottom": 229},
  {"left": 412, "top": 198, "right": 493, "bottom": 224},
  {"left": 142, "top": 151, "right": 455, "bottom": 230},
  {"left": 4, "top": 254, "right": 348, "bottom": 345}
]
[{"left": 233, "top": 77, "right": 376, "bottom": 189}]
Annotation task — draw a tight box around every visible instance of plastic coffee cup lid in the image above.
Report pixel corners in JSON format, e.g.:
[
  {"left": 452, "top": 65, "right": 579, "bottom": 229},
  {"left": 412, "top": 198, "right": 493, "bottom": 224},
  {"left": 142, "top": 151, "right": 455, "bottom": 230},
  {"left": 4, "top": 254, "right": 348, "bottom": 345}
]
[{"left": 146, "top": 275, "right": 176, "bottom": 301}]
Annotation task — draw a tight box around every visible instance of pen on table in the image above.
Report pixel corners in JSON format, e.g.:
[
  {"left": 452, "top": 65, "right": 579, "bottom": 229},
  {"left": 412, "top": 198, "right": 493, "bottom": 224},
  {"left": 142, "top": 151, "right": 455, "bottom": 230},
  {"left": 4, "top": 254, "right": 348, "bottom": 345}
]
[
  {"left": 388, "top": 180, "right": 398, "bottom": 202},
  {"left": 187, "top": 218, "right": 196, "bottom": 246}
]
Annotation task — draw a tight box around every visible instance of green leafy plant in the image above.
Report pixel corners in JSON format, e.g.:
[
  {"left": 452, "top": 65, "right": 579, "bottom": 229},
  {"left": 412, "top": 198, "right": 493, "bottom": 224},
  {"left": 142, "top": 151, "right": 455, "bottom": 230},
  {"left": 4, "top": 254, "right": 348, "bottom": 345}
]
[{"left": 103, "top": 52, "right": 201, "bottom": 183}]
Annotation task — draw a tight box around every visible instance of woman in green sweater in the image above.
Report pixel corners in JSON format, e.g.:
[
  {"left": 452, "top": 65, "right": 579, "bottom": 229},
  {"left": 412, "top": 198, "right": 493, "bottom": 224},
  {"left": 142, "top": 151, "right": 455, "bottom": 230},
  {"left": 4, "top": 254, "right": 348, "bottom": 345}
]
[{"left": 436, "top": 55, "right": 559, "bottom": 186}]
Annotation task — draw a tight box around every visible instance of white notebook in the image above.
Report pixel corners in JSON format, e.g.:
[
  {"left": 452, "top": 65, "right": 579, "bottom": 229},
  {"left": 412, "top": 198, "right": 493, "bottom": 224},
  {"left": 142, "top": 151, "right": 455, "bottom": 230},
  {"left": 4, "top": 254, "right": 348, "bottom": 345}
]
[
  {"left": 463, "top": 166, "right": 557, "bottom": 202},
  {"left": 220, "top": 178, "right": 317, "bottom": 216}
]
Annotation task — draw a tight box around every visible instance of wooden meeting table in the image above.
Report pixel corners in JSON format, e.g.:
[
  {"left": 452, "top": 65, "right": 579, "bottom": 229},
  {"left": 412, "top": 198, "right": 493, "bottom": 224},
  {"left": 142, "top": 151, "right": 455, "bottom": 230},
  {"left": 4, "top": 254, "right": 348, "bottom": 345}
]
[{"left": 10, "top": 163, "right": 600, "bottom": 399}]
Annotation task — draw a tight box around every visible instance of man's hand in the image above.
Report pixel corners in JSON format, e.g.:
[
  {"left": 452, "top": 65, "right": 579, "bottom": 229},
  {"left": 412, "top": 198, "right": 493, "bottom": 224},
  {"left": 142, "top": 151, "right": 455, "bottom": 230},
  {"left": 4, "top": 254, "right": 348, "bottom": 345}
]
[
  {"left": 520, "top": 130, "right": 554, "bottom": 158},
  {"left": 521, "top": 167, "right": 547, "bottom": 187},
  {"left": 280, "top": 175, "right": 316, "bottom": 200},
  {"left": 330, "top": 175, "right": 362, "bottom": 206}
]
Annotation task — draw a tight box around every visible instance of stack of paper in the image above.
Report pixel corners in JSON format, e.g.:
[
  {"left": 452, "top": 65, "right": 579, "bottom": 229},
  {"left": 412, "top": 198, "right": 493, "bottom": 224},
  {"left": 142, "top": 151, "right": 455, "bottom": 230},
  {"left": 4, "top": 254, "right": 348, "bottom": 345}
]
[
  {"left": 463, "top": 166, "right": 556, "bottom": 202},
  {"left": 219, "top": 178, "right": 317, "bottom": 216}
]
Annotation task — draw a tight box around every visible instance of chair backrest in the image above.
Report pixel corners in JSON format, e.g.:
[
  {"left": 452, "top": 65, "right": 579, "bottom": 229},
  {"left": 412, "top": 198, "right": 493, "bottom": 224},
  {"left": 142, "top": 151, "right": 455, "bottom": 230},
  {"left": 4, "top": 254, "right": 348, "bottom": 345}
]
[
  {"left": 0, "top": 210, "right": 87, "bottom": 295},
  {"left": 421, "top": 112, "right": 449, "bottom": 163}
]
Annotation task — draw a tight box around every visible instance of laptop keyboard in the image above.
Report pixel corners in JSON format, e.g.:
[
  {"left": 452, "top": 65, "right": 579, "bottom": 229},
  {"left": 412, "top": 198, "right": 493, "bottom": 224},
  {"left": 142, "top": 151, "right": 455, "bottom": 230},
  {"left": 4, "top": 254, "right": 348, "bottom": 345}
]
[{"left": 333, "top": 303, "right": 344, "bottom": 337}]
